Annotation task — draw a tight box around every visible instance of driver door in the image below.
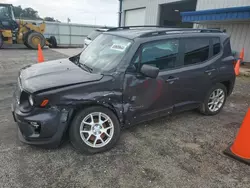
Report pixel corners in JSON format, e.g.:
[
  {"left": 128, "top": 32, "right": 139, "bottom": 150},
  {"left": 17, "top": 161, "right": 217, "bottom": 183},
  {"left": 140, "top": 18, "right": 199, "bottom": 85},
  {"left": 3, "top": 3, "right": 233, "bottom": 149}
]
[{"left": 123, "top": 39, "right": 181, "bottom": 125}]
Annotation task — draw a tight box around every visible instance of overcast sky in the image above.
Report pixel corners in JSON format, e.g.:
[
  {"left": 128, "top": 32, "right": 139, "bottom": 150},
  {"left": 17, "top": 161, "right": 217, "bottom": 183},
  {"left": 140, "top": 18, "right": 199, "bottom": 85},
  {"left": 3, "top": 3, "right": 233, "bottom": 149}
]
[{"left": 2, "top": 0, "right": 119, "bottom": 26}]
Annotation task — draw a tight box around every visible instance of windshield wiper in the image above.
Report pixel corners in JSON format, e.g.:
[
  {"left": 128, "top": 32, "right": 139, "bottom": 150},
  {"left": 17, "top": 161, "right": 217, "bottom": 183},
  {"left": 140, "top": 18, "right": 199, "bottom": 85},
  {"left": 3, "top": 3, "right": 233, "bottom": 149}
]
[
  {"left": 70, "top": 56, "right": 93, "bottom": 73},
  {"left": 79, "top": 63, "right": 93, "bottom": 73}
]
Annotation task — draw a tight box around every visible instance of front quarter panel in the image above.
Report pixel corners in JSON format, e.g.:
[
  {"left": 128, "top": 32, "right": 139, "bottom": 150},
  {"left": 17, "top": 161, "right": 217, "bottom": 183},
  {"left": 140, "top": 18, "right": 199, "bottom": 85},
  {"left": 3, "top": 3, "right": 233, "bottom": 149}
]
[{"left": 36, "top": 73, "right": 125, "bottom": 124}]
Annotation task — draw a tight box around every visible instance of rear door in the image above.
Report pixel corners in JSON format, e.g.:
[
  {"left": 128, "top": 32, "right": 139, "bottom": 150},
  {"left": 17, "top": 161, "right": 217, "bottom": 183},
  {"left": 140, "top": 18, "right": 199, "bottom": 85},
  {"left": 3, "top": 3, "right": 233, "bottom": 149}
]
[{"left": 170, "top": 37, "right": 221, "bottom": 112}]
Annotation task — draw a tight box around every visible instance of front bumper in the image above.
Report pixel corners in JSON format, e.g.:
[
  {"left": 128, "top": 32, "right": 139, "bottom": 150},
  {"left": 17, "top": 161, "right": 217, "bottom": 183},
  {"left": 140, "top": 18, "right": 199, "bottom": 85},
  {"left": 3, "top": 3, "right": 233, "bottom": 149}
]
[{"left": 12, "top": 100, "right": 72, "bottom": 148}]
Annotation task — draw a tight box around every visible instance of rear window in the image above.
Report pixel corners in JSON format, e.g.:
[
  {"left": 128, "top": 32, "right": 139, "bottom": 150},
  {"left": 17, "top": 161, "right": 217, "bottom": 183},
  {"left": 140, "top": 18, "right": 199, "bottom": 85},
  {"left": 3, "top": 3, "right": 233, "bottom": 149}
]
[
  {"left": 184, "top": 38, "right": 210, "bottom": 66},
  {"left": 212, "top": 38, "right": 221, "bottom": 56},
  {"left": 87, "top": 30, "right": 102, "bottom": 40},
  {"left": 223, "top": 38, "right": 232, "bottom": 56}
]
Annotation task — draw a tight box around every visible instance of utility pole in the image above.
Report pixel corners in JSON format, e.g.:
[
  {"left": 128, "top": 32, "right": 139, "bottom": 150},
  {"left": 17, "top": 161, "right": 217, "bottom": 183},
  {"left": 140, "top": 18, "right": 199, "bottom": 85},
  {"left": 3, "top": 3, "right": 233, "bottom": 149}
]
[{"left": 118, "top": 0, "right": 123, "bottom": 27}]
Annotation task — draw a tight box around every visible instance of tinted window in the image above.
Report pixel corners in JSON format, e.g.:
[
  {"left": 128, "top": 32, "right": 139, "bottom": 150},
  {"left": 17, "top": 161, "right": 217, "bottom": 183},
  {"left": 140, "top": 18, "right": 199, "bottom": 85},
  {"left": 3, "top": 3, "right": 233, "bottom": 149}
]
[
  {"left": 223, "top": 38, "right": 232, "bottom": 56},
  {"left": 140, "top": 39, "right": 179, "bottom": 70},
  {"left": 184, "top": 38, "right": 209, "bottom": 66},
  {"left": 213, "top": 38, "right": 221, "bottom": 56},
  {"left": 0, "top": 6, "right": 10, "bottom": 18}
]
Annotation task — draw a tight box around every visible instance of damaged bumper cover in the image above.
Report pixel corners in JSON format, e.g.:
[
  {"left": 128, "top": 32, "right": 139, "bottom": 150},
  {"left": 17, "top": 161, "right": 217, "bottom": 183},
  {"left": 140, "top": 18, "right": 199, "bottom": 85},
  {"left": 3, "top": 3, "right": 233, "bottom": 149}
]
[{"left": 12, "top": 101, "right": 72, "bottom": 147}]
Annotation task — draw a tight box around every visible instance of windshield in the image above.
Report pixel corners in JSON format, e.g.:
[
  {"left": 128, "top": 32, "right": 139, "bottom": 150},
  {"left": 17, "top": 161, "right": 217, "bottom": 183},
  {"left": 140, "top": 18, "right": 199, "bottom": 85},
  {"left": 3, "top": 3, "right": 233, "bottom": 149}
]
[
  {"left": 79, "top": 34, "right": 132, "bottom": 73},
  {"left": 0, "top": 5, "right": 11, "bottom": 19}
]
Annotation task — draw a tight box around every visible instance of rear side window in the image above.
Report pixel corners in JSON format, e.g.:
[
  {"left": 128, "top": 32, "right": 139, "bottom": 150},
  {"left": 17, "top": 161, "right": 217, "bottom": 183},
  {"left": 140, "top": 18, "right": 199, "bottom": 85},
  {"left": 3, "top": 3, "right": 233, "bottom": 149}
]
[
  {"left": 213, "top": 38, "right": 221, "bottom": 56},
  {"left": 223, "top": 38, "right": 232, "bottom": 56},
  {"left": 184, "top": 38, "right": 210, "bottom": 66}
]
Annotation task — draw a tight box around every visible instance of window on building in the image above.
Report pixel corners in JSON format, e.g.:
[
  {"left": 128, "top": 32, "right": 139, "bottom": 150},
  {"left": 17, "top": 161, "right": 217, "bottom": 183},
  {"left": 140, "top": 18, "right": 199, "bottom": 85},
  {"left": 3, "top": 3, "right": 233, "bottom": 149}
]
[
  {"left": 139, "top": 39, "right": 179, "bottom": 71},
  {"left": 184, "top": 38, "right": 210, "bottom": 66},
  {"left": 213, "top": 38, "right": 221, "bottom": 56}
]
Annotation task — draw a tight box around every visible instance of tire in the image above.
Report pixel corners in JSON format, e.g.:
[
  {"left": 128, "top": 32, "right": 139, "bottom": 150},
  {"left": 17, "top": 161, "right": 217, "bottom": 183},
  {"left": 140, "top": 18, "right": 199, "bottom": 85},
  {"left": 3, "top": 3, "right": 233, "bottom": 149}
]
[
  {"left": 48, "top": 36, "right": 57, "bottom": 48},
  {"left": 23, "top": 32, "right": 32, "bottom": 49},
  {"left": 0, "top": 34, "right": 3, "bottom": 49},
  {"left": 27, "top": 32, "right": 46, "bottom": 49},
  {"left": 24, "top": 41, "right": 32, "bottom": 49},
  {"left": 69, "top": 106, "right": 121, "bottom": 154},
  {"left": 199, "top": 83, "right": 227, "bottom": 115}
]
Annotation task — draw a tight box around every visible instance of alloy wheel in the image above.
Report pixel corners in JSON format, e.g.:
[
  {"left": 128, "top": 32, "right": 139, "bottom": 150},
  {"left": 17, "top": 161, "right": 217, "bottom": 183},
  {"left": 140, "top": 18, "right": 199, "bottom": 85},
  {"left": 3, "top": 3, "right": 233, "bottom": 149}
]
[
  {"left": 79, "top": 112, "right": 114, "bottom": 148},
  {"left": 208, "top": 89, "right": 225, "bottom": 112}
]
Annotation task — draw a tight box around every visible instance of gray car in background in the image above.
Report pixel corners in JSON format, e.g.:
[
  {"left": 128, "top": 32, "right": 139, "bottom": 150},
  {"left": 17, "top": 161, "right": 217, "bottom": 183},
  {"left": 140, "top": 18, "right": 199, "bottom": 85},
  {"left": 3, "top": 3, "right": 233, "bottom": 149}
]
[{"left": 84, "top": 28, "right": 112, "bottom": 47}]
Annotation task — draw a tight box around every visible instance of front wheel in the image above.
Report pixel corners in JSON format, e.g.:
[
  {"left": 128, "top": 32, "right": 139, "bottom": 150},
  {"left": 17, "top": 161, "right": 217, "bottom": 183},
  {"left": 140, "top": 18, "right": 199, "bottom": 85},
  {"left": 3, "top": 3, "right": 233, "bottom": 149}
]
[
  {"left": 199, "top": 83, "right": 227, "bottom": 115},
  {"left": 27, "top": 32, "right": 46, "bottom": 49},
  {"left": 69, "top": 106, "right": 121, "bottom": 154}
]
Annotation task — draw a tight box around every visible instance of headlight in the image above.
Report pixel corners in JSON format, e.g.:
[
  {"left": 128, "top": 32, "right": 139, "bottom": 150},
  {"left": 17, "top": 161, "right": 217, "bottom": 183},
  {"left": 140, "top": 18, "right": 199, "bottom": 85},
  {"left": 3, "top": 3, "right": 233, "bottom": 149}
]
[{"left": 29, "top": 95, "right": 34, "bottom": 106}]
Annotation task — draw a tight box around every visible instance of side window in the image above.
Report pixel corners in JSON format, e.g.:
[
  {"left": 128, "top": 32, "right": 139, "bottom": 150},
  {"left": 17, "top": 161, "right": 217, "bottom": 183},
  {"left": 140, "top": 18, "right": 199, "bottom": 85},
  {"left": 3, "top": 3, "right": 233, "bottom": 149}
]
[
  {"left": 130, "top": 49, "right": 140, "bottom": 70},
  {"left": 140, "top": 39, "right": 179, "bottom": 71},
  {"left": 213, "top": 38, "right": 221, "bottom": 56},
  {"left": 184, "top": 38, "right": 210, "bottom": 66}
]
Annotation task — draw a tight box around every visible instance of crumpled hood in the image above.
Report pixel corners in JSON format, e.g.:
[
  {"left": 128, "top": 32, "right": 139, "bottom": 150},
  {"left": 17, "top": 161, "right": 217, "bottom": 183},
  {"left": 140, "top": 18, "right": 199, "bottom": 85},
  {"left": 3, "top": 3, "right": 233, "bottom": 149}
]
[{"left": 20, "top": 58, "right": 103, "bottom": 93}]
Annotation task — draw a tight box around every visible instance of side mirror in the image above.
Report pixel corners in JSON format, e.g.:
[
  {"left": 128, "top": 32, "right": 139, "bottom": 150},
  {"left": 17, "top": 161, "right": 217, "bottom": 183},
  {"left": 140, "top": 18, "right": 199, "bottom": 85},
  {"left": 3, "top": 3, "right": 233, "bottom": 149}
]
[{"left": 140, "top": 64, "right": 159, "bottom": 78}]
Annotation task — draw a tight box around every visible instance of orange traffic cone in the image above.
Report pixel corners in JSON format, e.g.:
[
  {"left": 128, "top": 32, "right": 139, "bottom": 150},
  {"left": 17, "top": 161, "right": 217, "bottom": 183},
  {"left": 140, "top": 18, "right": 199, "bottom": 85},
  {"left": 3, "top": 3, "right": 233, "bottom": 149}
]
[
  {"left": 224, "top": 108, "right": 250, "bottom": 165},
  {"left": 234, "top": 48, "right": 244, "bottom": 76},
  {"left": 37, "top": 44, "right": 44, "bottom": 63},
  {"left": 240, "top": 48, "right": 245, "bottom": 60},
  {"left": 234, "top": 59, "right": 240, "bottom": 76}
]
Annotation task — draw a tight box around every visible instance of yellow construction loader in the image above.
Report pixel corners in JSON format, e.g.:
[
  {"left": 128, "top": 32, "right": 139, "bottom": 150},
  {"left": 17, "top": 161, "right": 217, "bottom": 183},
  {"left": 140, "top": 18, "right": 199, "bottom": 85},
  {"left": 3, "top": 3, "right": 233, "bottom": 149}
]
[{"left": 0, "top": 3, "right": 56, "bottom": 49}]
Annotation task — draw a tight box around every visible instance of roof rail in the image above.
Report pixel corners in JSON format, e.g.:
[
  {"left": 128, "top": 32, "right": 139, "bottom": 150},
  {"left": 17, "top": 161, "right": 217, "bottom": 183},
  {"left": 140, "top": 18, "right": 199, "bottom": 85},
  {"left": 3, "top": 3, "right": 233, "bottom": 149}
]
[
  {"left": 107, "top": 25, "right": 167, "bottom": 31},
  {"left": 139, "top": 28, "right": 223, "bottom": 38}
]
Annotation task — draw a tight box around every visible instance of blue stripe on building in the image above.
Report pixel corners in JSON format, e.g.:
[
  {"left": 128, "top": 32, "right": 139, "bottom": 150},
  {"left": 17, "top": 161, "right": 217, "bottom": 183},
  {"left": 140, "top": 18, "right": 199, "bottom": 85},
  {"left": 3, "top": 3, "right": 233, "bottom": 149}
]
[{"left": 181, "top": 6, "right": 250, "bottom": 22}]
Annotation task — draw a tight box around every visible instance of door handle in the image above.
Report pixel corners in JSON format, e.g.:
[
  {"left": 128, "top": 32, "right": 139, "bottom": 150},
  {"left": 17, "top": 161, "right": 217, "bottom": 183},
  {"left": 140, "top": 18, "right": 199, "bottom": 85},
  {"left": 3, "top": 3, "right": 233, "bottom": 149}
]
[
  {"left": 204, "top": 69, "right": 216, "bottom": 74},
  {"left": 166, "top": 77, "right": 179, "bottom": 84}
]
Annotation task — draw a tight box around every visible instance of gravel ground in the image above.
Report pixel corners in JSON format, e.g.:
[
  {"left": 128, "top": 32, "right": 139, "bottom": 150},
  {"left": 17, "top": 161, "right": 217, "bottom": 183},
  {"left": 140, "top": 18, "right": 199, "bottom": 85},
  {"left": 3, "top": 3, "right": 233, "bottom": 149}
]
[{"left": 0, "top": 48, "right": 250, "bottom": 188}]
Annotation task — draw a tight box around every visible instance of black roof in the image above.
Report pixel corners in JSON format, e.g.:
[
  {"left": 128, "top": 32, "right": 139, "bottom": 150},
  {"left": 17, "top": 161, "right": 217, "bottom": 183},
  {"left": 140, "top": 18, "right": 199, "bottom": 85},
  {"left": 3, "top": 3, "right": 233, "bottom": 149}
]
[{"left": 106, "top": 26, "right": 224, "bottom": 40}]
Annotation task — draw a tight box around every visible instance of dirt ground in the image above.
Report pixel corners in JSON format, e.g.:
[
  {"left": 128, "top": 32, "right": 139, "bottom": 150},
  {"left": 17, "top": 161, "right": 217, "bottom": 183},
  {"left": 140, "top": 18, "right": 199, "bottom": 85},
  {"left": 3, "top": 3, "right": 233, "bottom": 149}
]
[{"left": 0, "top": 47, "right": 250, "bottom": 188}]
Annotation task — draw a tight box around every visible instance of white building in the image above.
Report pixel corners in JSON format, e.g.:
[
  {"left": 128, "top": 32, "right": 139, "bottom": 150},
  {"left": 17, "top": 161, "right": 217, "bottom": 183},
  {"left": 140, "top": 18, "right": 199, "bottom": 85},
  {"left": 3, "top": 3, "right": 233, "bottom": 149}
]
[{"left": 120, "top": 0, "right": 250, "bottom": 61}]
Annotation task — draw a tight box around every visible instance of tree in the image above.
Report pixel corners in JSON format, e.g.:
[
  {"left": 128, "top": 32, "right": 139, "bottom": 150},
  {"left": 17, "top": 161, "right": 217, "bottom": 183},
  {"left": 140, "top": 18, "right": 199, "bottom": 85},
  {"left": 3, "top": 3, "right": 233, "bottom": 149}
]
[
  {"left": 13, "top": 6, "right": 41, "bottom": 20},
  {"left": 44, "top": 17, "right": 56, "bottom": 22},
  {"left": 22, "top": 7, "right": 40, "bottom": 20},
  {"left": 13, "top": 5, "right": 22, "bottom": 18},
  {"left": 13, "top": 5, "right": 59, "bottom": 21}
]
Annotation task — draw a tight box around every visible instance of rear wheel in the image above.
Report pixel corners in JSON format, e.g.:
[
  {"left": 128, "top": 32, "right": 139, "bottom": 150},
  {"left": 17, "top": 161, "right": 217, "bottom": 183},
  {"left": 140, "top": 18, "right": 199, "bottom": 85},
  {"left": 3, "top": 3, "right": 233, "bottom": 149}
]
[
  {"left": 199, "top": 83, "right": 227, "bottom": 115},
  {"left": 69, "top": 106, "right": 121, "bottom": 154},
  {"left": 27, "top": 32, "right": 46, "bottom": 49},
  {"left": 48, "top": 36, "right": 57, "bottom": 48}
]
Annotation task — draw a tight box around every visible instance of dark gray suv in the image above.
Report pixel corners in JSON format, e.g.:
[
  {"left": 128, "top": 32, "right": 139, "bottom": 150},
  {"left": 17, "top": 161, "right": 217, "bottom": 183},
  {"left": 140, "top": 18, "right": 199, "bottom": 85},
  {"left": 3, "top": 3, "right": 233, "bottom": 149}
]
[{"left": 12, "top": 27, "right": 235, "bottom": 154}]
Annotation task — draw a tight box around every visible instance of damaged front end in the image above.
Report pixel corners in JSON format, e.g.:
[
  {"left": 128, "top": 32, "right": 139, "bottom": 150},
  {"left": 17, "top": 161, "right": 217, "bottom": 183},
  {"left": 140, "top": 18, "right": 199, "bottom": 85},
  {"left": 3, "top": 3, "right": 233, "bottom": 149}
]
[
  {"left": 13, "top": 105, "right": 73, "bottom": 147},
  {"left": 12, "top": 76, "right": 73, "bottom": 147}
]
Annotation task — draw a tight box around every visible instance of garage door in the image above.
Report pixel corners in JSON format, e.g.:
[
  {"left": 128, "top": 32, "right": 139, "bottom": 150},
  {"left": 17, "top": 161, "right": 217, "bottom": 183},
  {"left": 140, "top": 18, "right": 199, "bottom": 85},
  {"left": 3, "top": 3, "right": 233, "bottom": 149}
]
[{"left": 125, "top": 8, "right": 146, "bottom": 26}]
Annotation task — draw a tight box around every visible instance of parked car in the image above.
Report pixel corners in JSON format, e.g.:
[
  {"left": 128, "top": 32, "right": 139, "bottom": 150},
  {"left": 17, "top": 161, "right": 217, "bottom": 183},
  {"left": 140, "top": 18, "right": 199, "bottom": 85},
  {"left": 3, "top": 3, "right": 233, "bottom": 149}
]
[
  {"left": 12, "top": 27, "right": 235, "bottom": 154},
  {"left": 84, "top": 28, "right": 112, "bottom": 47}
]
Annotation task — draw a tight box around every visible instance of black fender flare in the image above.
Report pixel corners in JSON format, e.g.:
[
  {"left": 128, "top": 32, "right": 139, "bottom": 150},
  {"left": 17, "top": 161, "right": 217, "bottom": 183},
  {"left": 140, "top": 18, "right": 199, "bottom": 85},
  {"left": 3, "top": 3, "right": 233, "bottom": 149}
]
[{"left": 69, "top": 100, "right": 124, "bottom": 127}]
